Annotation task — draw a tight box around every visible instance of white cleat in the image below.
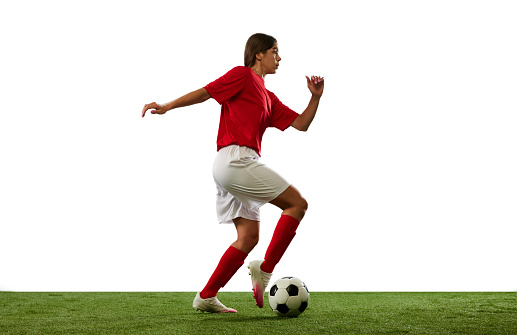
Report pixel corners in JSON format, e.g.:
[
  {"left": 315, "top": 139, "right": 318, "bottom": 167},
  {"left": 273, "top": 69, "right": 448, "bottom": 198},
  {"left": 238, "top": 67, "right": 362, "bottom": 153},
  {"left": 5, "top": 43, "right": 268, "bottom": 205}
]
[
  {"left": 192, "top": 292, "right": 237, "bottom": 313},
  {"left": 248, "top": 260, "right": 272, "bottom": 308}
]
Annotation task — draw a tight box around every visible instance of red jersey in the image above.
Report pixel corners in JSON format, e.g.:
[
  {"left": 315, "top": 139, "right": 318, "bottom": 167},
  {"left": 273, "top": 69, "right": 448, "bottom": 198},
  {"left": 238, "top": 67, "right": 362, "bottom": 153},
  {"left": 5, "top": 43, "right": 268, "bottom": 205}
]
[{"left": 205, "top": 66, "right": 299, "bottom": 156}]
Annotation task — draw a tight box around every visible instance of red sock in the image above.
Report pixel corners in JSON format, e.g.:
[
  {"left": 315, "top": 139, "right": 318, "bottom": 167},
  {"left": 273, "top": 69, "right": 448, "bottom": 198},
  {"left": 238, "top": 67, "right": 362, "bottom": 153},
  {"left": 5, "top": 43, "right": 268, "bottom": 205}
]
[
  {"left": 200, "top": 246, "right": 248, "bottom": 299},
  {"left": 261, "top": 215, "right": 300, "bottom": 274}
]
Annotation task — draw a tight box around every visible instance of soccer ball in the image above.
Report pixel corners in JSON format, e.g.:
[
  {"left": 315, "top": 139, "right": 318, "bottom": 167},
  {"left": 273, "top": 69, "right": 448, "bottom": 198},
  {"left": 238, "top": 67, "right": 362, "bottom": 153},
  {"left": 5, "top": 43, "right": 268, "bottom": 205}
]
[{"left": 268, "top": 276, "right": 309, "bottom": 317}]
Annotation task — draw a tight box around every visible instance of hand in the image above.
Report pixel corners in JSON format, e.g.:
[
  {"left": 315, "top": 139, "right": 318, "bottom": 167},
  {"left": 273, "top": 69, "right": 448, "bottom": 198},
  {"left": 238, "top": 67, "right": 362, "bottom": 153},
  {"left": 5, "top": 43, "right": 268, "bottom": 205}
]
[
  {"left": 141, "top": 102, "right": 168, "bottom": 118},
  {"left": 306, "top": 75, "right": 324, "bottom": 98}
]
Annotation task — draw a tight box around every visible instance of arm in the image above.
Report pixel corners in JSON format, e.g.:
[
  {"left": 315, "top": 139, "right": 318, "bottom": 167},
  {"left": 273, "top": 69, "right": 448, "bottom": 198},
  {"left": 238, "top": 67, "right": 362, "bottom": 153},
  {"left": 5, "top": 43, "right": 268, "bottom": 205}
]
[
  {"left": 141, "top": 88, "right": 211, "bottom": 117},
  {"left": 290, "top": 76, "right": 324, "bottom": 131}
]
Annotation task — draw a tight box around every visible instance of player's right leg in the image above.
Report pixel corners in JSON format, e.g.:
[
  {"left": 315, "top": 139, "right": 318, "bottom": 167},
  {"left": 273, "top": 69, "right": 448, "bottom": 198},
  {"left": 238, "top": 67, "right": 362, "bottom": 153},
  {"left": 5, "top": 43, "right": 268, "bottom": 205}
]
[
  {"left": 264, "top": 185, "right": 307, "bottom": 273},
  {"left": 269, "top": 184, "right": 308, "bottom": 222},
  {"left": 249, "top": 185, "right": 307, "bottom": 307}
]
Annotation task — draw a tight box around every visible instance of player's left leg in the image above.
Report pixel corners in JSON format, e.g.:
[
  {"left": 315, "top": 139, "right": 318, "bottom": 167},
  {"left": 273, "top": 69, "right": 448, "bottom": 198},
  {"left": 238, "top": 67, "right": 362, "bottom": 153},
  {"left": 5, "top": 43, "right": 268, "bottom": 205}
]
[
  {"left": 231, "top": 217, "right": 260, "bottom": 254},
  {"left": 193, "top": 293, "right": 237, "bottom": 313},
  {"left": 195, "top": 218, "right": 259, "bottom": 313}
]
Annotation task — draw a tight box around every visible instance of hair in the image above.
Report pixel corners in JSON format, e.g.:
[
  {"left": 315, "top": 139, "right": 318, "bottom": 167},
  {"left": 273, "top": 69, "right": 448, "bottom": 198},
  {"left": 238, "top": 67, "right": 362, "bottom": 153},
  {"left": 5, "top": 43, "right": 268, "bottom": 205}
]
[{"left": 244, "top": 33, "right": 277, "bottom": 68}]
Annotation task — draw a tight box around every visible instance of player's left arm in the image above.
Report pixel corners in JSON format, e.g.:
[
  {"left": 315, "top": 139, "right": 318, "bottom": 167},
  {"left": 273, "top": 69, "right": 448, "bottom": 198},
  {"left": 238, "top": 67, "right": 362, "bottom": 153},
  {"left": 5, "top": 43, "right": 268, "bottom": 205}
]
[{"left": 290, "top": 76, "right": 324, "bottom": 132}]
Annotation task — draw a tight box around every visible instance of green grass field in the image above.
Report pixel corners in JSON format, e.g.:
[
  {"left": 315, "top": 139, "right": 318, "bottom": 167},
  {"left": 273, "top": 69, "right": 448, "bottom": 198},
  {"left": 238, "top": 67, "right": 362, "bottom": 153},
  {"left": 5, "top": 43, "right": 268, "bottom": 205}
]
[{"left": 1, "top": 292, "right": 516, "bottom": 334}]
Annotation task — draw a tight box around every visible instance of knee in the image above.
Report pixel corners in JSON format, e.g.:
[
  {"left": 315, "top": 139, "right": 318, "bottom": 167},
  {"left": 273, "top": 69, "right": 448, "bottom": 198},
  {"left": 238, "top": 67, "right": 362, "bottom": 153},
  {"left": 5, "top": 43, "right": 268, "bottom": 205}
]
[
  {"left": 300, "top": 197, "right": 308, "bottom": 213},
  {"left": 242, "top": 233, "right": 259, "bottom": 250},
  {"left": 290, "top": 197, "right": 308, "bottom": 221},
  {"left": 298, "top": 197, "right": 308, "bottom": 216}
]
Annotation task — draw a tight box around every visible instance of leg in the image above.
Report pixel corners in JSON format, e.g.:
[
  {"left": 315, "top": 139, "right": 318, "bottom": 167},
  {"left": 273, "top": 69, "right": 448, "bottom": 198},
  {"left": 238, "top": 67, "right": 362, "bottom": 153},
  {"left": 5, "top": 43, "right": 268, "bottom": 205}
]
[
  {"left": 199, "top": 218, "right": 258, "bottom": 300},
  {"left": 231, "top": 217, "right": 260, "bottom": 254},
  {"left": 248, "top": 186, "right": 309, "bottom": 307},
  {"left": 270, "top": 185, "right": 308, "bottom": 222},
  {"left": 261, "top": 185, "right": 308, "bottom": 273}
]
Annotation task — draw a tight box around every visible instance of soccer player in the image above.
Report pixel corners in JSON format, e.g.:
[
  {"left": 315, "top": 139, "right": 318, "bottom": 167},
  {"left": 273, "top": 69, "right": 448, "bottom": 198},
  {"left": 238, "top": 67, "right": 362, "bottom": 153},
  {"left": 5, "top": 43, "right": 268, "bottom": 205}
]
[{"left": 142, "top": 33, "right": 324, "bottom": 313}]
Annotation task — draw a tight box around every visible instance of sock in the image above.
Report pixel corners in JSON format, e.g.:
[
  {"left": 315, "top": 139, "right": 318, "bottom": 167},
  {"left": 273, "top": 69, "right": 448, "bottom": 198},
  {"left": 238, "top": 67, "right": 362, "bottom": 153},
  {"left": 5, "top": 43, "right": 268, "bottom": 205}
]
[
  {"left": 200, "top": 246, "right": 248, "bottom": 299},
  {"left": 261, "top": 215, "right": 300, "bottom": 274}
]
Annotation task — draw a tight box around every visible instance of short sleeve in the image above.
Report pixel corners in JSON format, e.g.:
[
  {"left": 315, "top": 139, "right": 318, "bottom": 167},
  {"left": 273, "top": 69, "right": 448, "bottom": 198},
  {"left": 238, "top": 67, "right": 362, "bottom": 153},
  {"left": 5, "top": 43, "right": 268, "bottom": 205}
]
[
  {"left": 204, "top": 66, "right": 248, "bottom": 105},
  {"left": 268, "top": 91, "right": 300, "bottom": 131}
]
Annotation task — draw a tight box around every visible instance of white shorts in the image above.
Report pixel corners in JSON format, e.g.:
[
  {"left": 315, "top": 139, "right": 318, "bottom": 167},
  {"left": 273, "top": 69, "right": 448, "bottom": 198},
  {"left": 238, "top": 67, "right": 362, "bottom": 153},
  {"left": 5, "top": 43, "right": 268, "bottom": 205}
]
[{"left": 213, "top": 145, "right": 290, "bottom": 224}]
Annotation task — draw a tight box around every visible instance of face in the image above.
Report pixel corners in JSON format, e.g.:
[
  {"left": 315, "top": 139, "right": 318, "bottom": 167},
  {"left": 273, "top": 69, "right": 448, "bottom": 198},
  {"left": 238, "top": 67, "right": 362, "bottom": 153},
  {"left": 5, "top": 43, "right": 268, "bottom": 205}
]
[{"left": 259, "top": 44, "right": 281, "bottom": 75}]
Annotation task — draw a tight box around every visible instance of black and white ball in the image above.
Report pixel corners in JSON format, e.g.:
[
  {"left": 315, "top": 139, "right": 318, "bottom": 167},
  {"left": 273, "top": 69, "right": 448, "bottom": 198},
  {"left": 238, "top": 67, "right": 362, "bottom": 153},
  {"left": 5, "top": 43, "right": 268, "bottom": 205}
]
[{"left": 268, "top": 276, "right": 309, "bottom": 317}]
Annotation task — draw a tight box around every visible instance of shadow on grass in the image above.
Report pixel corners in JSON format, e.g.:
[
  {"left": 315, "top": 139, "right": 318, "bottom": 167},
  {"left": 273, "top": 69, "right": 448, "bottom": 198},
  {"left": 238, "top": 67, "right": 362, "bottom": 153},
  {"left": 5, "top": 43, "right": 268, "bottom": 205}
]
[{"left": 199, "top": 315, "right": 277, "bottom": 322}]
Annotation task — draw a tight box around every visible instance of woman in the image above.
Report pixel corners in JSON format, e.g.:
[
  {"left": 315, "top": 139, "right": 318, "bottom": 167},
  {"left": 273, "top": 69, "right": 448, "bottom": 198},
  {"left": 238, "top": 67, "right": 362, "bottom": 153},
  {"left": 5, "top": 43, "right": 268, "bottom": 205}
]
[{"left": 142, "top": 33, "right": 324, "bottom": 313}]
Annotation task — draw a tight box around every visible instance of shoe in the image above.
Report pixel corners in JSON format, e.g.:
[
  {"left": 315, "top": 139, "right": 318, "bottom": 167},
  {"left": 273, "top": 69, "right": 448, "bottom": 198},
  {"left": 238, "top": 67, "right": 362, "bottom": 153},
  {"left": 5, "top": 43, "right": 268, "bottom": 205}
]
[
  {"left": 248, "top": 260, "right": 272, "bottom": 308},
  {"left": 193, "top": 292, "right": 237, "bottom": 313}
]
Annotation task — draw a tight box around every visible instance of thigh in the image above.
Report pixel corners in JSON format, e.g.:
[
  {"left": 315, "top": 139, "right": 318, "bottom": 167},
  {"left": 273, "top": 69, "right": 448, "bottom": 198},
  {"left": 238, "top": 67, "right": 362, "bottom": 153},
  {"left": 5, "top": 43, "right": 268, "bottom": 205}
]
[
  {"left": 233, "top": 217, "right": 260, "bottom": 239},
  {"left": 232, "top": 217, "right": 260, "bottom": 253},
  {"left": 215, "top": 178, "right": 261, "bottom": 224},
  {"left": 215, "top": 152, "right": 290, "bottom": 209}
]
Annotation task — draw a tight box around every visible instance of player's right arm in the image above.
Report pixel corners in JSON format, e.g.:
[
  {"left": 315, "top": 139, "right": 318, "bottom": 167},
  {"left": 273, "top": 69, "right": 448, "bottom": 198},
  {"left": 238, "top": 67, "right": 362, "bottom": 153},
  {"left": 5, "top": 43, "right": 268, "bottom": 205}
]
[{"left": 141, "top": 88, "right": 212, "bottom": 117}]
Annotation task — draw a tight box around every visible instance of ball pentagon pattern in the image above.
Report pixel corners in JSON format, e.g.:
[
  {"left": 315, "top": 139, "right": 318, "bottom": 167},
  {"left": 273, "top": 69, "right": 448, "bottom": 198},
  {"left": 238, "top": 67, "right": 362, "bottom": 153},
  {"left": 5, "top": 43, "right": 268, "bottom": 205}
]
[{"left": 286, "top": 284, "right": 299, "bottom": 296}]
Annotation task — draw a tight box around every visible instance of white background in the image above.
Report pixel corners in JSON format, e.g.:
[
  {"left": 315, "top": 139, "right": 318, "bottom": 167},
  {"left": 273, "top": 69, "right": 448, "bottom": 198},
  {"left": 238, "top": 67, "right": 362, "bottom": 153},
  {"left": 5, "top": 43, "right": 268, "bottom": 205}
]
[{"left": 1, "top": 0, "right": 516, "bottom": 292}]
